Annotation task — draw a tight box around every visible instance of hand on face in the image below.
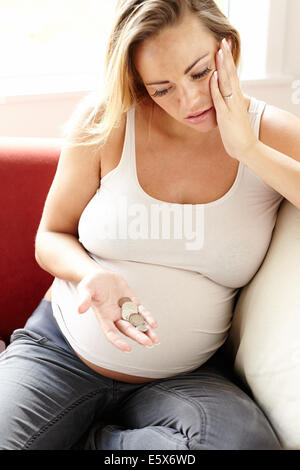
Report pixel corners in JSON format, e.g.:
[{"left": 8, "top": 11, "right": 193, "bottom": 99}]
[{"left": 210, "top": 38, "right": 258, "bottom": 160}]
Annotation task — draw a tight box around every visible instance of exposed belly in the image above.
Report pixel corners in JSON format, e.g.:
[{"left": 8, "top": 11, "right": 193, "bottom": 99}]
[{"left": 75, "top": 351, "right": 159, "bottom": 383}]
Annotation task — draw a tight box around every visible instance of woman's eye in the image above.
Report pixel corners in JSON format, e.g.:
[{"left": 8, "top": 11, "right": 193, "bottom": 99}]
[
  {"left": 152, "top": 88, "right": 169, "bottom": 98},
  {"left": 192, "top": 68, "right": 212, "bottom": 80},
  {"left": 151, "top": 67, "right": 212, "bottom": 98}
]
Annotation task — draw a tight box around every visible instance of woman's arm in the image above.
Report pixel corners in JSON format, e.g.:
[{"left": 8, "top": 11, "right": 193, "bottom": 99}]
[
  {"left": 35, "top": 231, "right": 109, "bottom": 284},
  {"left": 211, "top": 38, "right": 300, "bottom": 209},
  {"left": 35, "top": 112, "right": 111, "bottom": 284},
  {"left": 240, "top": 106, "right": 300, "bottom": 210}
]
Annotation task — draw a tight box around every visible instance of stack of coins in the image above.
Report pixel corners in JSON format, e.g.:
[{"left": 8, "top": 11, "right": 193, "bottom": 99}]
[{"left": 118, "top": 297, "right": 149, "bottom": 332}]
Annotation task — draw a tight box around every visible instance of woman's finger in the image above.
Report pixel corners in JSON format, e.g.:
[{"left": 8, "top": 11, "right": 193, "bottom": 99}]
[
  {"left": 77, "top": 289, "right": 92, "bottom": 314},
  {"left": 217, "top": 47, "right": 232, "bottom": 102},
  {"left": 211, "top": 71, "right": 227, "bottom": 114},
  {"left": 100, "top": 318, "right": 132, "bottom": 352},
  {"left": 116, "top": 319, "right": 154, "bottom": 347},
  {"left": 124, "top": 295, "right": 159, "bottom": 329},
  {"left": 137, "top": 304, "right": 158, "bottom": 329},
  {"left": 221, "top": 38, "right": 240, "bottom": 89},
  {"left": 145, "top": 326, "right": 160, "bottom": 345}
]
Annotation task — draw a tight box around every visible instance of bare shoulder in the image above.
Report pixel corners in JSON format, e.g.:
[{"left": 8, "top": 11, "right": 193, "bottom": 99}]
[
  {"left": 63, "top": 93, "right": 126, "bottom": 177},
  {"left": 36, "top": 96, "right": 128, "bottom": 237},
  {"left": 260, "top": 103, "right": 300, "bottom": 162}
]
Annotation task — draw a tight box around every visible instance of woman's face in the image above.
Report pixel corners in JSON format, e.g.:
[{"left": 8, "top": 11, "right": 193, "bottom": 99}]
[{"left": 134, "top": 13, "right": 224, "bottom": 134}]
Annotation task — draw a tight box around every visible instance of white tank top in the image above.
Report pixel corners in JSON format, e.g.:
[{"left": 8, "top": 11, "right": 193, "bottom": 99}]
[{"left": 51, "top": 96, "right": 284, "bottom": 378}]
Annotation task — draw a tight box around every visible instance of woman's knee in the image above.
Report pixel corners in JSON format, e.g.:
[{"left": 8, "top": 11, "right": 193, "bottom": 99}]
[
  {"left": 136, "top": 381, "right": 281, "bottom": 450},
  {"left": 190, "top": 390, "right": 281, "bottom": 450}
]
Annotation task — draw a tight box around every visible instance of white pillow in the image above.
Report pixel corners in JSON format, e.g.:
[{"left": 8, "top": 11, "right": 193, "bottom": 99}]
[{"left": 226, "top": 200, "right": 300, "bottom": 450}]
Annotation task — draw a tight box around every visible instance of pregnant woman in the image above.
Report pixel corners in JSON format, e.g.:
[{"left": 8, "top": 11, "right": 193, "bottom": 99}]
[{"left": 1, "top": 0, "right": 300, "bottom": 450}]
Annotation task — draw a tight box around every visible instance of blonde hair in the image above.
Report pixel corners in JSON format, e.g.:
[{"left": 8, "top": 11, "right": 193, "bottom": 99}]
[{"left": 62, "top": 0, "right": 241, "bottom": 148}]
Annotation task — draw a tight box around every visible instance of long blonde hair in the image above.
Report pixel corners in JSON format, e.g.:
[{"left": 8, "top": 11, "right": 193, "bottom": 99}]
[{"left": 62, "top": 0, "right": 241, "bottom": 148}]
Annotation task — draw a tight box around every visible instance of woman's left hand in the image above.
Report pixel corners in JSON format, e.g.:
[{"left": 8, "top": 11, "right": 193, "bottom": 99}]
[{"left": 210, "top": 38, "right": 258, "bottom": 161}]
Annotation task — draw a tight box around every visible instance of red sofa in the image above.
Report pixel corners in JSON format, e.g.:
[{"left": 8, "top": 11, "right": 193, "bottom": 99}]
[{"left": 0, "top": 137, "right": 63, "bottom": 347}]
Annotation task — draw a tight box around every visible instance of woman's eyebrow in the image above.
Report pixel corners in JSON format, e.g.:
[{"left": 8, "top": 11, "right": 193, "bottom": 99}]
[
  {"left": 145, "top": 53, "right": 209, "bottom": 86},
  {"left": 184, "top": 53, "right": 209, "bottom": 74}
]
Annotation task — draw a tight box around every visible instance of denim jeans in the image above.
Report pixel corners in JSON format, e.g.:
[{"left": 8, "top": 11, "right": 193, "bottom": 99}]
[{"left": 0, "top": 299, "right": 281, "bottom": 450}]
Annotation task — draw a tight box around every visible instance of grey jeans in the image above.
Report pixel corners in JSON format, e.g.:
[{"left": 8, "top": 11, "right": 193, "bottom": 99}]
[{"left": 0, "top": 299, "right": 281, "bottom": 450}]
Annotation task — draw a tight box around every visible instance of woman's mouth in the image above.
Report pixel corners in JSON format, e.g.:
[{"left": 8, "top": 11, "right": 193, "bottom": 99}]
[{"left": 185, "top": 107, "right": 214, "bottom": 124}]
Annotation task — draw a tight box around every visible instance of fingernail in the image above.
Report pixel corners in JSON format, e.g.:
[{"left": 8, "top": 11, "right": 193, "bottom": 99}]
[
  {"left": 223, "top": 38, "right": 230, "bottom": 50},
  {"left": 146, "top": 345, "right": 154, "bottom": 349},
  {"left": 218, "top": 48, "right": 223, "bottom": 56}
]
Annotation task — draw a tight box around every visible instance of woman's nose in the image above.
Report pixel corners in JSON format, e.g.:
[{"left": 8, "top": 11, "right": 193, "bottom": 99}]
[{"left": 178, "top": 84, "right": 203, "bottom": 111}]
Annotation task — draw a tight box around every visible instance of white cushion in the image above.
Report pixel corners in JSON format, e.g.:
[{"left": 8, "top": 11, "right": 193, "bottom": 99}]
[{"left": 226, "top": 200, "right": 300, "bottom": 450}]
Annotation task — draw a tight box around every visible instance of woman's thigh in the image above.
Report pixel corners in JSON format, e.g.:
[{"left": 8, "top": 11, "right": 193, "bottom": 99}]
[
  {"left": 0, "top": 329, "right": 114, "bottom": 450},
  {"left": 116, "top": 362, "right": 281, "bottom": 450}
]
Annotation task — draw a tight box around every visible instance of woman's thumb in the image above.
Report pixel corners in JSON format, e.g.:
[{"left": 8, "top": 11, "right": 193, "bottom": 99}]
[{"left": 77, "top": 289, "right": 92, "bottom": 314}]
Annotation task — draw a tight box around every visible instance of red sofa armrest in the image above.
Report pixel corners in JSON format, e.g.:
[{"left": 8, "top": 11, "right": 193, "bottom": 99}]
[{"left": 0, "top": 137, "right": 62, "bottom": 345}]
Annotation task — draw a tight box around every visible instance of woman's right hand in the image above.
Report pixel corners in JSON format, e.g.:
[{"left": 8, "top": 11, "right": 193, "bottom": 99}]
[{"left": 76, "top": 270, "right": 160, "bottom": 352}]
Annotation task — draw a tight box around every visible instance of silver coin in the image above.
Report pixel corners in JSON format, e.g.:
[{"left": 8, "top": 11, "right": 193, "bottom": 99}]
[
  {"left": 122, "top": 301, "right": 138, "bottom": 312},
  {"left": 128, "top": 313, "right": 145, "bottom": 327},
  {"left": 121, "top": 301, "right": 138, "bottom": 321},
  {"left": 122, "top": 309, "right": 136, "bottom": 321}
]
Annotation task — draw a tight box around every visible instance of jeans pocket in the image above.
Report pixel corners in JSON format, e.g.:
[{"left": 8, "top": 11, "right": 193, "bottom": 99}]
[{"left": 10, "top": 328, "right": 48, "bottom": 345}]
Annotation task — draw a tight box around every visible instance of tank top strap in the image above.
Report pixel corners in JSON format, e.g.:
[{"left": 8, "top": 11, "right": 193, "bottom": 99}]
[
  {"left": 248, "top": 96, "right": 267, "bottom": 139},
  {"left": 122, "top": 105, "right": 136, "bottom": 174},
  {"left": 99, "top": 104, "right": 138, "bottom": 187}
]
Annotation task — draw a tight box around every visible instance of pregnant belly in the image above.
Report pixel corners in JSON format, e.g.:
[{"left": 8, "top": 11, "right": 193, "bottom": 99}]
[
  {"left": 44, "top": 288, "right": 156, "bottom": 382},
  {"left": 51, "top": 257, "right": 237, "bottom": 380}
]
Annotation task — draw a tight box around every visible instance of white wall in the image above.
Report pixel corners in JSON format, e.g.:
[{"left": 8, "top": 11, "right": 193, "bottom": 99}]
[
  {"left": 0, "top": 92, "right": 85, "bottom": 139},
  {"left": 241, "top": 77, "right": 300, "bottom": 117},
  {"left": 284, "top": 0, "right": 300, "bottom": 77},
  {"left": 0, "top": 0, "right": 299, "bottom": 139}
]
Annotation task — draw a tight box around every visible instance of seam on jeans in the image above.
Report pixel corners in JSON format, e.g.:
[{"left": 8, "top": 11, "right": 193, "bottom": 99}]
[
  {"left": 145, "top": 425, "right": 190, "bottom": 448},
  {"left": 106, "top": 423, "right": 189, "bottom": 449},
  {"left": 22, "top": 388, "right": 107, "bottom": 449},
  {"left": 152, "top": 384, "right": 207, "bottom": 447},
  {"left": 118, "top": 425, "right": 188, "bottom": 450}
]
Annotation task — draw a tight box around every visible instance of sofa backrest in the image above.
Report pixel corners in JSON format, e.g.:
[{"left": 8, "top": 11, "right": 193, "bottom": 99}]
[{"left": 0, "top": 138, "right": 62, "bottom": 344}]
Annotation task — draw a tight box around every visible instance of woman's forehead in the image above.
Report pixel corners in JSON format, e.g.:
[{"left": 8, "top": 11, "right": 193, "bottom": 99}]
[{"left": 133, "top": 16, "right": 216, "bottom": 78}]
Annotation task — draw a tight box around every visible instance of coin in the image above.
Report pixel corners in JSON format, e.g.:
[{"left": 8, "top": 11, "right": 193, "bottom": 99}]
[
  {"left": 122, "top": 301, "right": 138, "bottom": 313},
  {"left": 121, "top": 301, "right": 138, "bottom": 321},
  {"left": 118, "top": 297, "right": 131, "bottom": 308},
  {"left": 128, "top": 313, "right": 145, "bottom": 327},
  {"left": 118, "top": 299, "right": 149, "bottom": 331},
  {"left": 128, "top": 313, "right": 149, "bottom": 332}
]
